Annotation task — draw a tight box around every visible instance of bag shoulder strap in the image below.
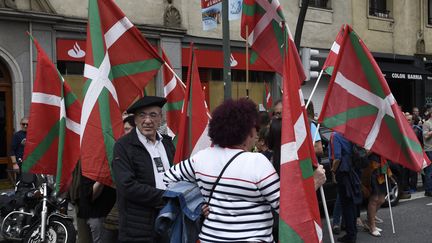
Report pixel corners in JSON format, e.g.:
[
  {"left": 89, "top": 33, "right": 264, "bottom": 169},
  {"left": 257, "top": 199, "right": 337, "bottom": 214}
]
[{"left": 207, "top": 151, "right": 245, "bottom": 204}]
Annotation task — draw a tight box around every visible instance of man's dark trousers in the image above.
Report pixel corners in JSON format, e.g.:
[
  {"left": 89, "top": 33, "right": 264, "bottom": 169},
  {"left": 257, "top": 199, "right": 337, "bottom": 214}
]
[{"left": 336, "top": 173, "right": 357, "bottom": 241}]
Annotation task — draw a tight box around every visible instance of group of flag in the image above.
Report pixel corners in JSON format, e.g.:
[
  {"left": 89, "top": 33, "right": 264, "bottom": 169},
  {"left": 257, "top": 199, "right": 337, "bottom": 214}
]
[
  {"left": 21, "top": 0, "right": 430, "bottom": 242},
  {"left": 23, "top": 0, "right": 210, "bottom": 190}
]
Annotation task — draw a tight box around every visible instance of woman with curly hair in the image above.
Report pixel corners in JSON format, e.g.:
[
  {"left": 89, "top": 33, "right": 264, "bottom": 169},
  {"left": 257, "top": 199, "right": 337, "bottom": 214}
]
[
  {"left": 164, "top": 98, "right": 326, "bottom": 242},
  {"left": 164, "top": 98, "right": 279, "bottom": 242}
]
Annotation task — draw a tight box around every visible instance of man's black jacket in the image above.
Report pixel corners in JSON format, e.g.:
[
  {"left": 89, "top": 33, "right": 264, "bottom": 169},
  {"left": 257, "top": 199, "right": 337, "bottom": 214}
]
[{"left": 113, "top": 130, "right": 175, "bottom": 243}]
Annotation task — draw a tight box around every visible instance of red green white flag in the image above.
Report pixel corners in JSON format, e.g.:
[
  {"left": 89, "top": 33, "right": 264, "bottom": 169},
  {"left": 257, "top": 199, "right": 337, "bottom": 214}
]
[
  {"left": 279, "top": 38, "right": 322, "bottom": 243},
  {"left": 162, "top": 49, "right": 186, "bottom": 147},
  {"left": 318, "top": 25, "right": 430, "bottom": 172},
  {"left": 82, "top": 0, "right": 163, "bottom": 185},
  {"left": 322, "top": 24, "right": 346, "bottom": 75},
  {"left": 173, "top": 44, "right": 211, "bottom": 164},
  {"left": 264, "top": 81, "right": 272, "bottom": 110},
  {"left": 241, "top": 0, "right": 305, "bottom": 81},
  {"left": 23, "top": 36, "right": 81, "bottom": 193}
]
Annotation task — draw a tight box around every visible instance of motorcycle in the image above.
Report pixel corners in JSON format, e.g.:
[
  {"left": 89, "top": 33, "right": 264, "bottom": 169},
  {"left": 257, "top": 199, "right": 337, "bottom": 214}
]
[{"left": 0, "top": 173, "right": 76, "bottom": 243}]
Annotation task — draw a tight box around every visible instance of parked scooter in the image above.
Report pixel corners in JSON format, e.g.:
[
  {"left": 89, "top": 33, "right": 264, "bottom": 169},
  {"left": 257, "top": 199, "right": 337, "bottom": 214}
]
[{"left": 0, "top": 172, "right": 76, "bottom": 242}]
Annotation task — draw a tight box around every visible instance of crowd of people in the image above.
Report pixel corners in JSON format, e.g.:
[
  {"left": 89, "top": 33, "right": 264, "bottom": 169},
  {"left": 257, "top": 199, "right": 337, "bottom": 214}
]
[
  {"left": 73, "top": 96, "right": 326, "bottom": 243},
  {"left": 9, "top": 97, "right": 431, "bottom": 243},
  {"left": 328, "top": 104, "right": 432, "bottom": 243}
]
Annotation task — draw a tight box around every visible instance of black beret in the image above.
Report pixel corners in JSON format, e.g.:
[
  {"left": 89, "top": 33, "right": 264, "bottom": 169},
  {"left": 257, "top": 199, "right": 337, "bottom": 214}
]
[{"left": 126, "top": 96, "right": 167, "bottom": 114}]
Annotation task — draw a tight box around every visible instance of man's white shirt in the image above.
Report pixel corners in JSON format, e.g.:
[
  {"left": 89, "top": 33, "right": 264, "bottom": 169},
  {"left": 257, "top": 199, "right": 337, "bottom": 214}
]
[{"left": 136, "top": 128, "right": 170, "bottom": 189}]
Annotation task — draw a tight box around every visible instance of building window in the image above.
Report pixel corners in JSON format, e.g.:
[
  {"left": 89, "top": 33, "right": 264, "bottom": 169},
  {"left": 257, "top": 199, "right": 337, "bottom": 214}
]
[
  {"left": 369, "top": 0, "right": 392, "bottom": 18},
  {"left": 428, "top": 0, "right": 432, "bottom": 25},
  {"left": 308, "top": 0, "right": 331, "bottom": 9}
]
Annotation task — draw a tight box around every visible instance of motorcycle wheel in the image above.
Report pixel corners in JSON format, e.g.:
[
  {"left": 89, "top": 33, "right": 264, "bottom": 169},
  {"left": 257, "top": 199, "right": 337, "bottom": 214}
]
[{"left": 22, "top": 216, "right": 76, "bottom": 243}]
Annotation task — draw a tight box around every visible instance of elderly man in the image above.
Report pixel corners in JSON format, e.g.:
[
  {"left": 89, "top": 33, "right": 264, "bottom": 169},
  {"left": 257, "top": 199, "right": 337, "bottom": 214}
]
[{"left": 113, "top": 96, "right": 175, "bottom": 243}]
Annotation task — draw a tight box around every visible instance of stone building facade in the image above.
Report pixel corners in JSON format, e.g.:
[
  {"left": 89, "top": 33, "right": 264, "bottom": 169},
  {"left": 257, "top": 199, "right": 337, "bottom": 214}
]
[{"left": 0, "top": 0, "right": 431, "bottom": 169}]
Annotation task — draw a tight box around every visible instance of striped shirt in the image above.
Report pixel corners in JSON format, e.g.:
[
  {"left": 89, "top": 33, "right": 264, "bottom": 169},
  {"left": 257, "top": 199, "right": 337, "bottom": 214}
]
[{"left": 164, "top": 146, "right": 280, "bottom": 243}]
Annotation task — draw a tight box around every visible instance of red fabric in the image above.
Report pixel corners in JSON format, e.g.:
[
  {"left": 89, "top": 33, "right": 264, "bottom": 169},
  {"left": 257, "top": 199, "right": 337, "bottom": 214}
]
[
  {"left": 265, "top": 82, "right": 273, "bottom": 109},
  {"left": 322, "top": 24, "right": 346, "bottom": 75},
  {"left": 173, "top": 44, "right": 211, "bottom": 164},
  {"left": 279, "top": 41, "right": 321, "bottom": 242},
  {"left": 81, "top": 0, "right": 162, "bottom": 185},
  {"left": 162, "top": 49, "right": 186, "bottom": 138},
  {"left": 24, "top": 36, "right": 81, "bottom": 193},
  {"left": 241, "top": 0, "right": 306, "bottom": 81},
  {"left": 318, "top": 25, "right": 430, "bottom": 172}
]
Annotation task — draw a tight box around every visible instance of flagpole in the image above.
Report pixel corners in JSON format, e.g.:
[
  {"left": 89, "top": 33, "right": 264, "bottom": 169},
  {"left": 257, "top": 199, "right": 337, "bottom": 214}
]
[
  {"left": 305, "top": 69, "right": 324, "bottom": 109},
  {"left": 246, "top": 25, "right": 249, "bottom": 98},
  {"left": 222, "top": 0, "right": 232, "bottom": 100},
  {"left": 163, "top": 62, "right": 186, "bottom": 88},
  {"left": 385, "top": 173, "right": 396, "bottom": 234},
  {"left": 319, "top": 187, "right": 335, "bottom": 243},
  {"left": 312, "top": 123, "right": 335, "bottom": 243}
]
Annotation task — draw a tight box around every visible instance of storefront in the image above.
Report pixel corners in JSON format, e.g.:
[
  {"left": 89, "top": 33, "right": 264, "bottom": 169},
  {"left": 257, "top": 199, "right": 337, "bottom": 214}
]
[
  {"left": 378, "top": 60, "right": 432, "bottom": 112},
  {"left": 181, "top": 47, "right": 276, "bottom": 111}
]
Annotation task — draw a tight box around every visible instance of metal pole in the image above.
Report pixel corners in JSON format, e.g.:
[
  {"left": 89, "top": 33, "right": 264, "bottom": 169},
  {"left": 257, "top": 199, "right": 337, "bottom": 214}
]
[
  {"left": 163, "top": 62, "right": 186, "bottom": 88},
  {"left": 294, "top": 0, "right": 310, "bottom": 50},
  {"left": 245, "top": 25, "right": 249, "bottom": 98},
  {"left": 385, "top": 173, "right": 396, "bottom": 233},
  {"left": 222, "top": 0, "right": 231, "bottom": 100},
  {"left": 305, "top": 69, "right": 324, "bottom": 109},
  {"left": 320, "top": 186, "right": 335, "bottom": 243}
]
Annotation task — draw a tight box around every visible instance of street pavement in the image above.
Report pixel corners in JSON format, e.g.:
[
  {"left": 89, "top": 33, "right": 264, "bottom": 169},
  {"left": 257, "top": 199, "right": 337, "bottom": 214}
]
[
  {"left": 0, "top": 190, "right": 431, "bottom": 242},
  {"left": 322, "top": 191, "right": 432, "bottom": 243}
]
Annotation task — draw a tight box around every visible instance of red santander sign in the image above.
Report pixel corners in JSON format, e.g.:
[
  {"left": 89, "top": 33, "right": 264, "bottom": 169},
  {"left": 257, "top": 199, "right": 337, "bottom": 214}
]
[{"left": 56, "top": 39, "right": 86, "bottom": 62}]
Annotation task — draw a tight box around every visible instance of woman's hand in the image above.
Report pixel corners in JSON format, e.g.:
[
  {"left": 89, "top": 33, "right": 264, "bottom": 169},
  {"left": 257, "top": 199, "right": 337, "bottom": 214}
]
[
  {"left": 202, "top": 203, "right": 210, "bottom": 218},
  {"left": 313, "top": 164, "right": 326, "bottom": 190}
]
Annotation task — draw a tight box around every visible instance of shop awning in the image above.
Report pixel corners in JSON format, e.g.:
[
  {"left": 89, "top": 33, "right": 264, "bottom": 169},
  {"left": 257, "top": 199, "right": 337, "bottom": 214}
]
[
  {"left": 378, "top": 62, "right": 432, "bottom": 81},
  {"left": 181, "top": 48, "right": 274, "bottom": 72}
]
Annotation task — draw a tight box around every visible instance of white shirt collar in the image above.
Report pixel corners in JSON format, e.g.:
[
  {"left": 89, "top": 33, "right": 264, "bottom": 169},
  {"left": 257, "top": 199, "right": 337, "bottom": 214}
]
[{"left": 135, "top": 127, "right": 162, "bottom": 145}]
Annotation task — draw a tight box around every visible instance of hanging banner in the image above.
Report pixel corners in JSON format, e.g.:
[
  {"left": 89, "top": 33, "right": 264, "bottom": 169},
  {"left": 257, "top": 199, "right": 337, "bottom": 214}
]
[
  {"left": 201, "top": 0, "right": 242, "bottom": 31},
  {"left": 229, "top": 0, "right": 242, "bottom": 21},
  {"left": 201, "top": 0, "right": 222, "bottom": 31}
]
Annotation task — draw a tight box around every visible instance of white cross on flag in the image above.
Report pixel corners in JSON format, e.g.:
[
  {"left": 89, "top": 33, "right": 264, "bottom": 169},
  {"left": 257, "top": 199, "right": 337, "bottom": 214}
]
[
  {"left": 241, "top": 0, "right": 305, "bottom": 80},
  {"left": 81, "top": 0, "right": 163, "bottom": 185},
  {"left": 318, "top": 25, "right": 430, "bottom": 172},
  {"left": 23, "top": 35, "right": 81, "bottom": 193}
]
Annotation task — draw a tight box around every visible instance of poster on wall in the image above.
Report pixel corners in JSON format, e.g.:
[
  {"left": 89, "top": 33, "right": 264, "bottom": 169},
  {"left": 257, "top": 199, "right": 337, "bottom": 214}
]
[
  {"left": 201, "top": 0, "right": 242, "bottom": 31},
  {"left": 201, "top": 0, "right": 222, "bottom": 31},
  {"left": 229, "top": 0, "right": 242, "bottom": 21}
]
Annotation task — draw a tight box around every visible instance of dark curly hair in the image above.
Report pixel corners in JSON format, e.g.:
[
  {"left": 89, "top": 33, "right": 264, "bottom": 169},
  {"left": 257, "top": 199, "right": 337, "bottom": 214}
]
[{"left": 208, "top": 98, "right": 259, "bottom": 147}]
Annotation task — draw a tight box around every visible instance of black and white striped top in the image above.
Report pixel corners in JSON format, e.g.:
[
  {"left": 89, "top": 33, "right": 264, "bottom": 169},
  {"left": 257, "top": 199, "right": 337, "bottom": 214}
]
[{"left": 164, "top": 146, "right": 280, "bottom": 243}]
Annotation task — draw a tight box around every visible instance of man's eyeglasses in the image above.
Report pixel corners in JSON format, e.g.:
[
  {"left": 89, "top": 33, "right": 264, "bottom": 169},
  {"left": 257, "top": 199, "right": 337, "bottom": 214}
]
[
  {"left": 137, "top": 112, "right": 161, "bottom": 119},
  {"left": 21, "top": 123, "right": 28, "bottom": 126}
]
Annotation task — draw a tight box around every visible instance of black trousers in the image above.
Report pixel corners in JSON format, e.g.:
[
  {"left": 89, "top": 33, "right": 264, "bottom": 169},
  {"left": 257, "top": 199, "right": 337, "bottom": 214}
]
[{"left": 336, "top": 173, "right": 357, "bottom": 240}]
